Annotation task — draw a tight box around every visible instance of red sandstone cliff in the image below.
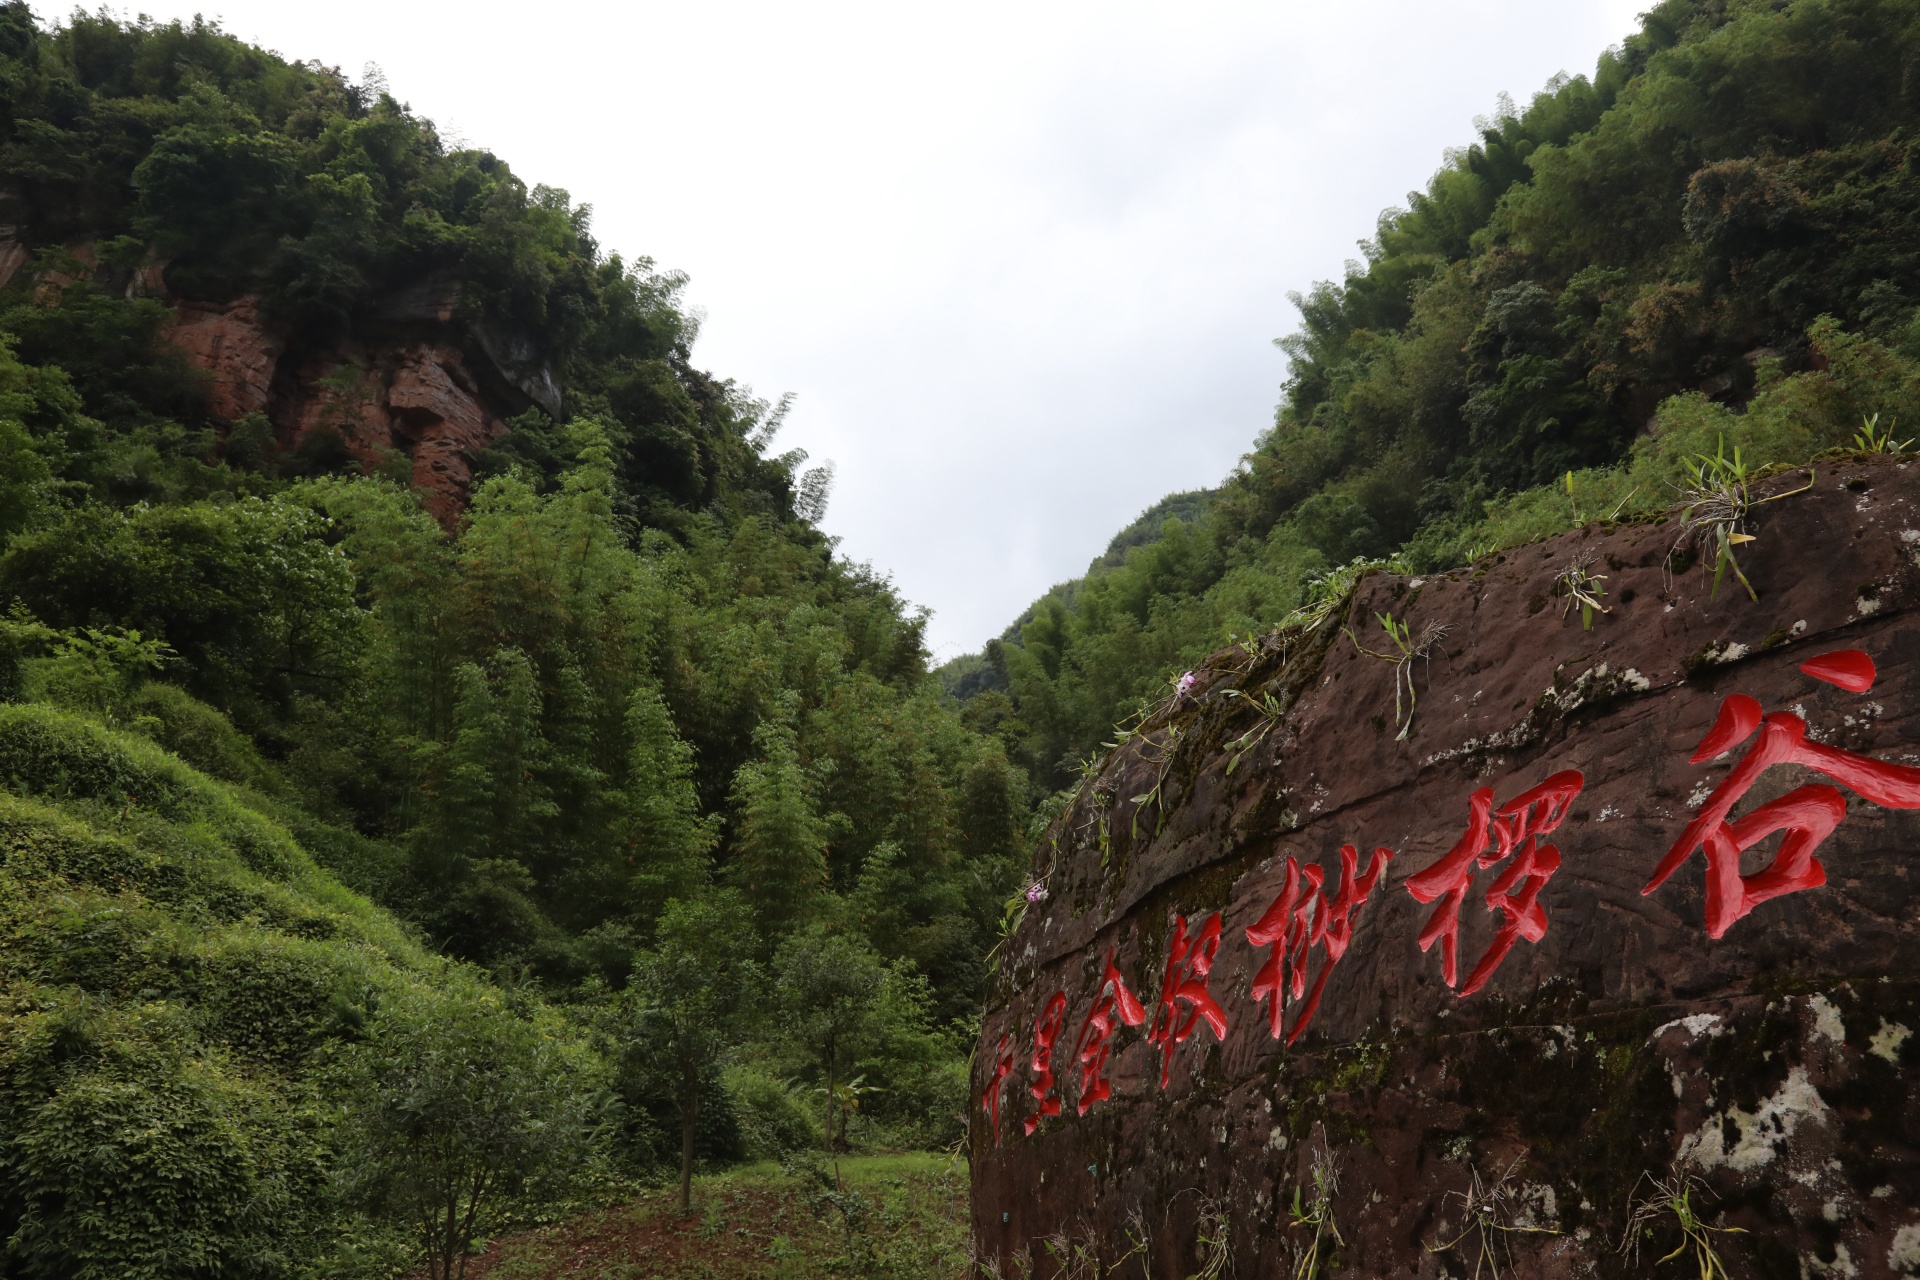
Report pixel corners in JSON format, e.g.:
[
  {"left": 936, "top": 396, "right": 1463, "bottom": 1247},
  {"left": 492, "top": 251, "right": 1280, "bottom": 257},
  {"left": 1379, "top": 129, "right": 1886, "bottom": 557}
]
[
  {"left": 4, "top": 240, "right": 552, "bottom": 525},
  {"left": 161, "top": 293, "right": 526, "bottom": 525}
]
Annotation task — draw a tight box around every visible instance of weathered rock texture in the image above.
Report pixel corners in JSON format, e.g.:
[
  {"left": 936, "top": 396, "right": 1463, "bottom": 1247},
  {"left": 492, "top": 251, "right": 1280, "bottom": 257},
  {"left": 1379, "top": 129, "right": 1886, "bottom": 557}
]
[
  {"left": 974, "top": 457, "right": 1920, "bottom": 1279},
  {"left": 162, "top": 290, "right": 532, "bottom": 524},
  {"left": 165, "top": 298, "right": 283, "bottom": 421},
  {"left": 13, "top": 241, "right": 551, "bottom": 523}
]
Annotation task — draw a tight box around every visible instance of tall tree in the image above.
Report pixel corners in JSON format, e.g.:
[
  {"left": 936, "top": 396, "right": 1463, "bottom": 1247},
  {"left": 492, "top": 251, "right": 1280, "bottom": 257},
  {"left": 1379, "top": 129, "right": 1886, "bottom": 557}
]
[
  {"left": 616, "top": 680, "right": 718, "bottom": 919},
  {"left": 725, "top": 709, "right": 829, "bottom": 941}
]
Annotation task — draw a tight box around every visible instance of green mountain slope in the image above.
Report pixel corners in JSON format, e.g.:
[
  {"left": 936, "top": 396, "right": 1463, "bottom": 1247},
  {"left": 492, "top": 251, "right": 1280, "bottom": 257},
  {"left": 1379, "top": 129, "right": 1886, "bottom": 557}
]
[
  {"left": 0, "top": 3, "right": 1023, "bottom": 1005},
  {"left": 0, "top": 6, "right": 1018, "bottom": 1275},
  {"left": 0, "top": 702, "right": 585, "bottom": 1275},
  {"left": 960, "top": 0, "right": 1920, "bottom": 788}
]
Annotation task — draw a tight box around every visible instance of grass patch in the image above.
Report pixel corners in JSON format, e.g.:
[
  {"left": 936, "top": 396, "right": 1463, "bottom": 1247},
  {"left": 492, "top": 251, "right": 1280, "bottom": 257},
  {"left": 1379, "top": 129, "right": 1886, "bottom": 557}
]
[{"left": 452, "top": 1154, "right": 970, "bottom": 1280}]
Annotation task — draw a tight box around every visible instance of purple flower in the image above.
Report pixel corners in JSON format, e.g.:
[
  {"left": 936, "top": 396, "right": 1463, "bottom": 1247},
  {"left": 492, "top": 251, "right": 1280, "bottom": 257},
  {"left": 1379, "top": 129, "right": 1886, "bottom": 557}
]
[
  {"left": 1174, "top": 670, "right": 1198, "bottom": 699},
  {"left": 1024, "top": 880, "right": 1049, "bottom": 904}
]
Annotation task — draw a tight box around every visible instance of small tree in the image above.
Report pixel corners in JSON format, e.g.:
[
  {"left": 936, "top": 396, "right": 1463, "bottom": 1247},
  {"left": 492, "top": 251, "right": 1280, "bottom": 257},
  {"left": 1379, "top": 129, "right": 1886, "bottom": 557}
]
[
  {"left": 339, "top": 986, "right": 590, "bottom": 1280},
  {"left": 628, "top": 893, "right": 758, "bottom": 1212},
  {"left": 772, "top": 928, "right": 887, "bottom": 1177}
]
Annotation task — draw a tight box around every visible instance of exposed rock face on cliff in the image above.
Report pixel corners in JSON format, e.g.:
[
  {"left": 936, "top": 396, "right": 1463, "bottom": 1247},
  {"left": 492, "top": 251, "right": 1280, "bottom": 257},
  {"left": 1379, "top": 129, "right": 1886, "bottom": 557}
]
[
  {"left": 6, "top": 241, "right": 553, "bottom": 523},
  {"left": 973, "top": 457, "right": 1920, "bottom": 1278},
  {"left": 157, "top": 288, "right": 538, "bottom": 524},
  {"left": 165, "top": 297, "right": 283, "bottom": 421}
]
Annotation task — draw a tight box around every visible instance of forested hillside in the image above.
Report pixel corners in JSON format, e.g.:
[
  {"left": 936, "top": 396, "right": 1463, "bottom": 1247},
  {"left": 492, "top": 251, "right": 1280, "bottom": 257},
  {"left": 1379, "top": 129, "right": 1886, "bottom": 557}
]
[
  {"left": 0, "top": 7, "right": 1022, "bottom": 1276},
  {"left": 960, "top": 0, "right": 1920, "bottom": 790},
  {"left": 16, "top": 0, "right": 1920, "bottom": 1272}
]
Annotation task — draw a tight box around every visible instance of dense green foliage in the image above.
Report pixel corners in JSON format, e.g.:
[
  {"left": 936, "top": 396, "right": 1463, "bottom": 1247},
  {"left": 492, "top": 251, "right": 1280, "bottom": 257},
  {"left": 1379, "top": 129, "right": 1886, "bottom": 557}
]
[
  {"left": 960, "top": 0, "right": 1920, "bottom": 787},
  {"left": 0, "top": 702, "right": 521, "bottom": 1277},
  {"left": 17, "top": 0, "right": 1920, "bottom": 1270},
  {"left": 0, "top": 7, "right": 1020, "bottom": 1275},
  {"left": 0, "top": 4, "right": 1026, "bottom": 1005}
]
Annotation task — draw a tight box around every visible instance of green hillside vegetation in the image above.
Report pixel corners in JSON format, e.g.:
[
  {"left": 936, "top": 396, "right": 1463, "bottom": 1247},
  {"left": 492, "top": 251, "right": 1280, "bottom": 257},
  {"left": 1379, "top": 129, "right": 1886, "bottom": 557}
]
[
  {"left": 962, "top": 0, "right": 1920, "bottom": 788},
  {"left": 10, "top": 0, "right": 1920, "bottom": 1273},
  {"left": 0, "top": 6, "right": 1020, "bottom": 1276},
  {"left": 0, "top": 700, "right": 606, "bottom": 1278},
  {"left": 0, "top": 3, "right": 1025, "bottom": 1015}
]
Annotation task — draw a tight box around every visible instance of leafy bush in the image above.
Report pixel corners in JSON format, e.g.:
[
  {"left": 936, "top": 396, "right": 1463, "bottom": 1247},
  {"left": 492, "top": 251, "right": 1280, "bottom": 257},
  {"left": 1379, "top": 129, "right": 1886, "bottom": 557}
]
[
  {"left": 334, "top": 984, "right": 605, "bottom": 1280},
  {"left": 726, "top": 1064, "right": 822, "bottom": 1159},
  {"left": 0, "top": 994, "right": 331, "bottom": 1280},
  {"left": 122, "top": 681, "right": 286, "bottom": 794}
]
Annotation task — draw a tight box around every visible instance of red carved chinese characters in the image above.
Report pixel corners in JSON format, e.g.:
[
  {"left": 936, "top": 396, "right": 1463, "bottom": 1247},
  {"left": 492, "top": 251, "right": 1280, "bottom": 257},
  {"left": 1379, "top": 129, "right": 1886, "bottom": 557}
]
[
  {"left": 1644, "top": 650, "right": 1920, "bottom": 937},
  {"left": 1802, "top": 648, "right": 1876, "bottom": 692},
  {"left": 1073, "top": 953, "right": 1146, "bottom": 1114},
  {"left": 982, "top": 1032, "right": 1014, "bottom": 1145},
  {"left": 1023, "top": 992, "right": 1068, "bottom": 1136},
  {"left": 1246, "top": 843, "right": 1393, "bottom": 1044},
  {"left": 1404, "top": 770, "right": 1584, "bottom": 997},
  {"left": 1145, "top": 913, "right": 1228, "bottom": 1087}
]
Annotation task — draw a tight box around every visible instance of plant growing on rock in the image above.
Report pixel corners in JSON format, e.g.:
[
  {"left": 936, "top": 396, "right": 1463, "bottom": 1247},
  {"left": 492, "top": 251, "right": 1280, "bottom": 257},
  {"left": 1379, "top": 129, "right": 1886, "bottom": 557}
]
[
  {"left": 986, "top": 868, "right": 1052, "bottom": 971},
  {"left": 1282, "top": 557, "right": 1392, "bottom": 634},
  {"left": 1560, "top": 468, "right": 1640, "bottom": 528},
  {"left": 1346, "top": 611, "right": 1447, "bottom": 741},
  {"left": 1553, "top": 552, "right": 1610, "bottom": 630},
  {"left": 1220, "top": 685, "right": 1286, "bottom": 774},
  {"left": 1620, "top": 1172, "right": 1744, "bottom": 1279},
  {"left": 1186, "top": 1195, "right": 1232, "bottom": 1280},
  {"left": 1670, "top": 436, "right": 1813, "bottom": 601},
  {"left": 1127, "top": 724, "right": 1183, "bottom": 838},
  {"left": 1423, "top": 1159, "right": 1558, "bottom": 1279},
  {"left": 1288, "top": 1146, "right": 1342, "bottom": 1280},
  {"left": 1033, "top": 1218, "right": 1148, "bottom": 1280},
  {"left": 1853, "top": 412, "right": 1913, "bottom": 455}
]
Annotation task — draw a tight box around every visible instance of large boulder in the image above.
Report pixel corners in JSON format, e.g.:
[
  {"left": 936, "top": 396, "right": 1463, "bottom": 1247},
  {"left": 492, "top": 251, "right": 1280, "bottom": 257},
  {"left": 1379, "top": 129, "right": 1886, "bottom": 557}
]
[{"left": 973, "top": 457, "right": 1920, "bottom": 1278}]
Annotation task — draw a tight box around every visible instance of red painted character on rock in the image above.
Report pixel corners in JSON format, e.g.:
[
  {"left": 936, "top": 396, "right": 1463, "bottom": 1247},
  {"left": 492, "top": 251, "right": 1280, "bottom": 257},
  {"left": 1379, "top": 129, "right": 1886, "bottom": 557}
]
[
  {"left": 1644, "top": 649, "right": 1920, "bottom": 938},
  {"left": 1023, "top": 992, "right": 1068, "bottom": 1136},
  {"left": 1145, "top": 913, "right": 1228, "bottom": 1087},
  {"left": 1404, "top": 770, "right": 1584, "bottom": 997},
  {"left": 1073, "top": 953, "right": 1146, "bottom": 1114},
  {"left": 1246, "top": 843, "right": 1393, "bottom": 1044},
  {"left": 981, "top": 1032, "right": 1014, "bottom": 1145}
]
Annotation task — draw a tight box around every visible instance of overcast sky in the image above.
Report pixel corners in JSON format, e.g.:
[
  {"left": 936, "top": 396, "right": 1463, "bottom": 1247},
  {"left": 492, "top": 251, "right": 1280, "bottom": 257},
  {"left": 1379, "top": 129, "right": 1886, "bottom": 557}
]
[{"left": 81, "top": 0, "right": 1648, "bottom": 657}]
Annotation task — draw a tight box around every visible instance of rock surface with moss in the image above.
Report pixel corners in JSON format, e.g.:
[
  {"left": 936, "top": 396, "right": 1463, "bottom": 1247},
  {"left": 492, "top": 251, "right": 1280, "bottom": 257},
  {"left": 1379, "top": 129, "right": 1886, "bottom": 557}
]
[{"left": 974, "top": 456, "right": 1920, "bottom": 1277}]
